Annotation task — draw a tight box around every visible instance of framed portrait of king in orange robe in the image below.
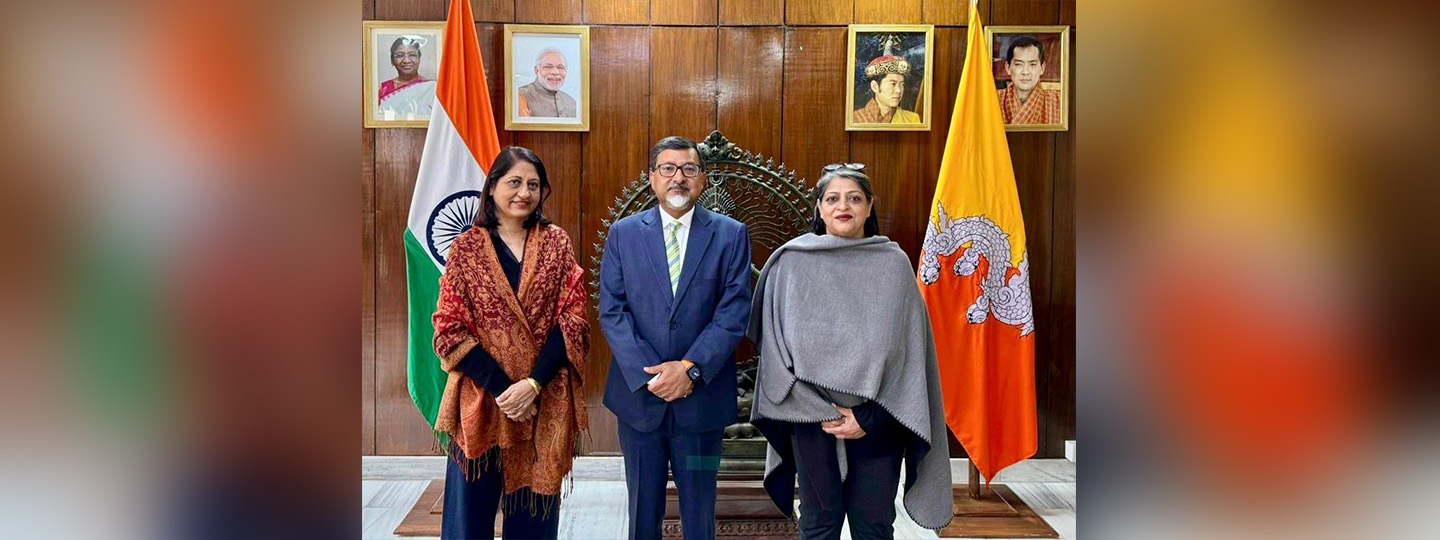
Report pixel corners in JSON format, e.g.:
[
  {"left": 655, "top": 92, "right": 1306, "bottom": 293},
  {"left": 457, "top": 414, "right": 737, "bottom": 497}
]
[
  {"left": 845, "top": 25, "right": 934, "bottom": 132},
  {"left": 987, "top": 25, "right": 1071, "bottom": 132}
]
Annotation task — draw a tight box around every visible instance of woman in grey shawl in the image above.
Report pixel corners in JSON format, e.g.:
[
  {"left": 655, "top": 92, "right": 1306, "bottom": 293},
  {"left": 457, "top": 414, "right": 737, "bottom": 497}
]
[{"left": 748, "top": 164, "right": 953, "bottom": 539}]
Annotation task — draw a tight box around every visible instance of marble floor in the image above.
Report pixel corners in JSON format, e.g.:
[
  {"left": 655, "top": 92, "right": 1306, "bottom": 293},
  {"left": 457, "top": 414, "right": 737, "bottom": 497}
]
[{"left": 362, "top": 457, "right": 1075, "bottom": 540}]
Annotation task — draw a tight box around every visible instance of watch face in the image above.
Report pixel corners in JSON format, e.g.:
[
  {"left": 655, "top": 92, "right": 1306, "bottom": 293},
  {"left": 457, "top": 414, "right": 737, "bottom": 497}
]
[{"left": 687, "top": 366, "right": 701, "bottom": 381}]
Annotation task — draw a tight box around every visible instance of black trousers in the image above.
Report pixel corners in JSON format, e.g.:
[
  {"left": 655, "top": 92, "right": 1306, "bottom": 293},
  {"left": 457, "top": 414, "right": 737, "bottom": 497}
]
[
  {"left": 791, "top": 422, "right": 904, "bottom": 540},
  {"left": 441, "top": 447, "right": 561, "bottom": 540}
]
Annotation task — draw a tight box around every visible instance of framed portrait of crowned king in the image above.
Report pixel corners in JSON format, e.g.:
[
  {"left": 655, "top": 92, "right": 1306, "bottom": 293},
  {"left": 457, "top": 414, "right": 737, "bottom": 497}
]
[
  {"left": 986, "top": 25, "right": 1071, "bottom": 131},
  {"left": 363, "top": 21, "right": 444, "bottom": 128},
  {"left": 504, "top": 25, "right": 591, "bottom": 132},
  {"left": 845, "top": 24, "right": 934, "bottom": 131}
]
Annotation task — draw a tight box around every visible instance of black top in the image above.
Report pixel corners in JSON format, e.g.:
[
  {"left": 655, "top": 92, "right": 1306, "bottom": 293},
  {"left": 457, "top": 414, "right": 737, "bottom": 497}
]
[
  {"left": 454, "top": 227, "right": 568, "bottom": 396},
  {"left": 791, "top": 401, "right": 905, "bottom": 459},
  {"left": 849, "top": 401, "right": 896, "bottom": 439}
]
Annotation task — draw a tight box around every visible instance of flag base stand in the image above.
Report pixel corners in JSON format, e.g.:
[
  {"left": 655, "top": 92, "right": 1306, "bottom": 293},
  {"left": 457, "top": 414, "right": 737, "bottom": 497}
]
[{"left": 937, "top": 464, "right": 1058, "bottom": 538}]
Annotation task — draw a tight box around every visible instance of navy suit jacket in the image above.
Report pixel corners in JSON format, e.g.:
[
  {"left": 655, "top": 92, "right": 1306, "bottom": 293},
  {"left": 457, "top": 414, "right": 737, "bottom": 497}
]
[{"left": 600, "top": 206, "right": 752, "bottom": 433}]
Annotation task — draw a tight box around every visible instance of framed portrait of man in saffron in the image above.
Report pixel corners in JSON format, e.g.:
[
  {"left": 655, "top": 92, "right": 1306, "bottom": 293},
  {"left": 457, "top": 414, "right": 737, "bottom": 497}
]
[
  {"left": 504, "top": 25, "right": 591, "bottom": 132},
  {"left": 362, "top": 21, "right": 444, "bottom": 128},
  {"left": 987, "top": 25, "right": 1071, "bottom": 131},
  {"left": 845, "top": 25, "right": 934, "bottom": 132}
]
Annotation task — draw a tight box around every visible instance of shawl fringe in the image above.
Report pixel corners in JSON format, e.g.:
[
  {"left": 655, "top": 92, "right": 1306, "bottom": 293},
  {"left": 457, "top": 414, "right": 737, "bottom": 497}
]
[{"left": 431, "top": 224, "right": 590, "bottom": 496}]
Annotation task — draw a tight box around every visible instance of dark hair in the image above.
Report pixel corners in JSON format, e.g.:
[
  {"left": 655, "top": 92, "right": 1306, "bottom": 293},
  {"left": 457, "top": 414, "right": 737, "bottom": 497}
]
[
  {"left": 389, "top": 36, "right": 423, "bottom": 57},
  {"left": 648, "top": 136, "right": 706, "bottom": 171},
  {"left": 1005, "top": 36, "right": 1045, "bottom": 64},
  {"left": 811, "top": 168, "right": 880, "bottom": 237},
  {"left": 472, "top": 146, "right": 553, "bottom": 229}
]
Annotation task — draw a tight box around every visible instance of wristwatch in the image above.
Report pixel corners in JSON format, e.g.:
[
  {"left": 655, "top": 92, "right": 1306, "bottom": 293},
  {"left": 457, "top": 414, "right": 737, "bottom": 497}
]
[{"left": 685, "top": 363, "right": 702, "bottom": 382}]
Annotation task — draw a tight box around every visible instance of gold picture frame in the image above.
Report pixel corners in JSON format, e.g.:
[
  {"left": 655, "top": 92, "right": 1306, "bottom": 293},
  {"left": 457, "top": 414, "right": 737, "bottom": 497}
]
[
  {"left": 845, "top": 24, "right": 934, "bottom": 132},
  {"left": 363, "top": 21, "right": 445, "bottom": 129},
  {"left": 985, "top": 25, "right": 1071, "bottom": 132},
  {"left": 504, "top": 24, "right": 591, "bottom": 132}
]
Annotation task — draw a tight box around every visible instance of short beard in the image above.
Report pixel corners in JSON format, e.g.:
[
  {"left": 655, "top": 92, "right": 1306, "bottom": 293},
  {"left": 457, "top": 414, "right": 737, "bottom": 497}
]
[{"left": 664, "top": 193, "right": 691, "bottom": 210}]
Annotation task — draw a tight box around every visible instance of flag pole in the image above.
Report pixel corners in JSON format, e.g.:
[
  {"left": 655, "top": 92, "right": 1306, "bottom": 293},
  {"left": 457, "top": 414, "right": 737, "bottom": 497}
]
[
  {"left": 964, "top": 0, "right": 990, "bottom": 508},
  {"left": 969, "top": 461, "right": 985, "bottom": 498},
  {"left": 934, "top": 0, "right": 1055, "bottom": 534}
]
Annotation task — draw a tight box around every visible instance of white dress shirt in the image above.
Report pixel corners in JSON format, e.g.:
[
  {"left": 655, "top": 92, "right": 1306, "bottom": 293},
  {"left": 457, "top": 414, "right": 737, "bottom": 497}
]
[{"left": 659, "top": 206, "right": 694, "bottom": 275}]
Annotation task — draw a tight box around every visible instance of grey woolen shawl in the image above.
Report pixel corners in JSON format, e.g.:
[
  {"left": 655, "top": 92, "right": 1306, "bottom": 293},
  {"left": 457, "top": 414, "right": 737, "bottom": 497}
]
[{"left": 747, "top": 233, "right": 953, "bottom": 530}]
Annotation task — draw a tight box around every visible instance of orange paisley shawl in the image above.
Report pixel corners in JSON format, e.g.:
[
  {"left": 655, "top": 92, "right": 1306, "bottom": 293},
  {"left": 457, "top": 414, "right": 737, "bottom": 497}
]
[{"left": 431, "top": 224, "right": 590, "bottom": 495}]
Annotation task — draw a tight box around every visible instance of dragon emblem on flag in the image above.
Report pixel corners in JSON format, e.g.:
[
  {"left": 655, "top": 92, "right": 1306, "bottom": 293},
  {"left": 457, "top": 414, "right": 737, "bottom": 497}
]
[{"left": 919, "top": 202, "right": 1034, "bottom": 336}]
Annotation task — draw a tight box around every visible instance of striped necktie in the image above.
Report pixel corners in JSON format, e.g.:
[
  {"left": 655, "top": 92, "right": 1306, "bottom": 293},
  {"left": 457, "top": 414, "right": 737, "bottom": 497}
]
[{"left": 665, "top": 221, "right": 682, "bottom": 294}]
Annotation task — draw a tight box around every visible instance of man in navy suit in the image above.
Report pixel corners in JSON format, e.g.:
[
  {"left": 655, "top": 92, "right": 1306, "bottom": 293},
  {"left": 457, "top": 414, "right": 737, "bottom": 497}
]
[{"left": 600, "top": 136, "right": 753, "bottom": 540}]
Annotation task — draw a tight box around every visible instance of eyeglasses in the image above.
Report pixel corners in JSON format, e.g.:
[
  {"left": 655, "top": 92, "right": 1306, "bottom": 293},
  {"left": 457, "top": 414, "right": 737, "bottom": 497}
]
[
  {"left": 823, "top": 163, "right": 866, "bottom": 172},
  {"left": 654, "top": 163, "right": 703, "bottom": 178}
]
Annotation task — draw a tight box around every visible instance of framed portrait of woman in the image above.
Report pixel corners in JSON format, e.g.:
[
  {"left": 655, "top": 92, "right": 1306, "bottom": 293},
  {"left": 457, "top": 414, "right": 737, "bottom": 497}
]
[
  {"left": 504, "top": 25, "right": 590, "bottom": 132},
  {"left": 363, "top": 21, "right": 444, "bottom": 128},
  {"left": 845, "top": 24, "right": 934, "bottom": 131}
]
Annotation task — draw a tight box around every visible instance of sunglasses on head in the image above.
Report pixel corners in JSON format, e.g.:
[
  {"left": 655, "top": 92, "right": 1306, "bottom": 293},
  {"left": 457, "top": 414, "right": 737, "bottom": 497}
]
[{"left": 822, "top": 163, "right": 866, "bottom": 172}]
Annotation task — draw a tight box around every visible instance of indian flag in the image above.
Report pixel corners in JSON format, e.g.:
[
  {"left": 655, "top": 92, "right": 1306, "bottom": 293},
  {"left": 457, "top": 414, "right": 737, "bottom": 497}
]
[{"left": 405, "top": 0, "right": 502, "bottom": 447}]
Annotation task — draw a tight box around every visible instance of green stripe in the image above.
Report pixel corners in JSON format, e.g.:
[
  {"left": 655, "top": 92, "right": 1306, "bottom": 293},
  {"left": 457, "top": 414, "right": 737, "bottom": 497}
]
[
  {"left": 666, "top": 223, "right": 681, "bottom": 291},
  {"left": 404, "top": 229, "right": 449, "bottom": 449}
]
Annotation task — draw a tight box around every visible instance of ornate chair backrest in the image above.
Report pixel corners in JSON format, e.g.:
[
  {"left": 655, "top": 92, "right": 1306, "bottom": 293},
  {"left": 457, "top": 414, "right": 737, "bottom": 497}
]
[{"left": 587, "top": 130, "right": 816, "bottom": 300}]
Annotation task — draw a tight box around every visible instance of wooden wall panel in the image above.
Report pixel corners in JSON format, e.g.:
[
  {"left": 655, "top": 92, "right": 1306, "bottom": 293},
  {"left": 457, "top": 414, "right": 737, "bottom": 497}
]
[
  {"left": 514, "top": 132, "right": 583, "bottom": 249},
  {"left": 374, "top": 129, "right": 438, "bottom": 455},
  {"left": 473, "top": 0, "right": 515, "bottom": 21},
  {"left": 717, "top": 27, "right": 784, "bottom": 161},
  {"left": 585, "top": 0, "right": 649, "bottom": 24},
  {"left": 363, "top": 127, "right": 377, "bottom": 268},
  {"left": 582, "top": 407, "right": 622, "bottom": 455},
  {"left": 375, "top": 0, "right": 445, "bottom": 19},
  {"left": 364, "top": 0, "right": 375, "bottom": 19},
  {"left": 366, "top": 0, "right": 1077, "bottom": 457},
  {"left": 650, "top": 27, "right": 719, "bottom": 142},
  {"left": 850, "top": 132, "right": 923, "bottom": 257},
  {"left": 992, "top": 0, "right": 1059, "bottom": 25},
  {"left": 781, "top": 28, "right": 847, "bottom": 185},
  {"left": 577, "top": 26, "right": 652, "bottom": 454},
  {"left": 720, "top": 0, "right": 783, "bottom": 25},
  {"left": 1045, "top": 28, "right": 1076, "bottom": 452},
  {"left": 786, "top": 0, "right": 854, "bottom": 26},
  {"left": 516, "top": 0, "right": 581, "bottom": 23},
  {"left": 476, "top": 24, "right": 515, "bottom": 148},
  {"left": 855, "top": 0, "right": 920, "bottom": 24},
  {"left": 368, "top": 0, "right": 513, "bottom": 22},
  {"left": 653, "top": 0, "right": 718, "bottom": 25},
  {"left": 1007, "top": 131, "right": 1055, "bottom": 454},
  {"left": 922, "top": 0, "right": 968, "bottom": 25},
  {"left": 362, "top": 211, "right": 376, "bottom": 454},
  {"left": 362, "top": 127, "right": 377, "bottom": 455},
  {"left": 916, "top": 27, "right": 966, "bottom": 257}
]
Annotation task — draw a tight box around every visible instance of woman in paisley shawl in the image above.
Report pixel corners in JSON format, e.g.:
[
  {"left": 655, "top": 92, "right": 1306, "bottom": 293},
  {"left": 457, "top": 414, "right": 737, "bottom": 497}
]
[{"left": 431, "top": 146, "right": 590, "bottom": 539}]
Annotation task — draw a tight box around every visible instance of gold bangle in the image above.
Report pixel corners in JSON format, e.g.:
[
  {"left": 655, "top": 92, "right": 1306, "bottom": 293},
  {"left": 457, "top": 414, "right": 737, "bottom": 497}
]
[{"left": 526, "top": 377, "right": 541, "bottom": 394}]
